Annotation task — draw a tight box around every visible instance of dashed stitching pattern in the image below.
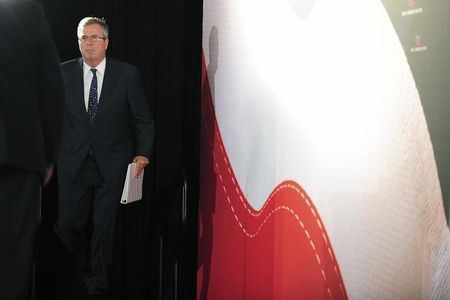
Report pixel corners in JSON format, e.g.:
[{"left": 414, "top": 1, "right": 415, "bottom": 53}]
[{"left": 201, "top": 73, "right": 347, "bottom": 299}]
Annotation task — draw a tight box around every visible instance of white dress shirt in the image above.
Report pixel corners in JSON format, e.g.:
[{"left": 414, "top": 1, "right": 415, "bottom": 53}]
[{"left": 83, "top": 58, "right": 106, "bottom": 111}]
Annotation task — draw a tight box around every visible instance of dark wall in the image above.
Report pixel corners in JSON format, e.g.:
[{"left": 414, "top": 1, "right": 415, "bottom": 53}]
[
  {"left": 382, "top": 0, "right": 450, "bottom": 224},
  {"left": 35, "top": 0, "right": 202, "bottom": 299}
]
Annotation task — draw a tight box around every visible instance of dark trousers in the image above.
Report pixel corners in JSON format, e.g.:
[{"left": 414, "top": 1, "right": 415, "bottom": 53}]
[
  {"left": 55, "top": 156, "right": 121, "bottom": 295},
  {"left": 0, "top": 165, "right": 40, "bottom": 300}
]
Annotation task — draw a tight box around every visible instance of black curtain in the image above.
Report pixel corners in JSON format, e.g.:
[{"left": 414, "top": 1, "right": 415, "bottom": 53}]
[{"left": 34, "top": 0, "right": 202, "bottom": 299}]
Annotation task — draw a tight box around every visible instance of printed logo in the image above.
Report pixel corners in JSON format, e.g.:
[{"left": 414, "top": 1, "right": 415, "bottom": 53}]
[
  {"left": 415, "top": 33, "right": 422, "bottom": 46},
  {"left": 410, "top": 33, "right": 427, "bottom": 52},
  {"left": 401, "top": 0, "right": 422, "bottom": 16}
]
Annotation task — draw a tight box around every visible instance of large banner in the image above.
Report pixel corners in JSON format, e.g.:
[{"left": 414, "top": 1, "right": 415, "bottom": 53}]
[{"left": 197, "top": 0, "right": 450, "bottom": 298}]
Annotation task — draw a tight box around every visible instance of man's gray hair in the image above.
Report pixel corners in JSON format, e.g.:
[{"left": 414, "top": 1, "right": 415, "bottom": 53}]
[{"left": 77, "top": 17, "right": 109, "bottom": 38}]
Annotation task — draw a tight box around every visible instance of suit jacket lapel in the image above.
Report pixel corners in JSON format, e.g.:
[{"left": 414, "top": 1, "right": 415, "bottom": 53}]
[
  {"left": 73, "top": 58, "right": 89, "bottom": 123},
  {"left": 98, "top": 58, "right": 116, "bottom": 111}
]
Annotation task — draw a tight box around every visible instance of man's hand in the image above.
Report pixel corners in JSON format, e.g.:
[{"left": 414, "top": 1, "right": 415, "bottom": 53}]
[
  {"left": 43, "top": 164, "right": 54, "bottom": 186},
  {"left": 133, "top": 156, "right": 150, "bottom": 177}
]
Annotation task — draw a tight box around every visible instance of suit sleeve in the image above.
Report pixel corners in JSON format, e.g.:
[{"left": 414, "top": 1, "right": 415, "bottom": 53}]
[
  {"left": 128, "top": 66, "right": 154, "bottom": 158},
  {"left": 34, "top": 3, "right": 65, "bottom": 165}
]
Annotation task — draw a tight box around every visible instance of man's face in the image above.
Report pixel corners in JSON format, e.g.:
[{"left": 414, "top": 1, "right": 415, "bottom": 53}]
[{"left": 78, "top": 24, "right": 109, "bottom": 67}]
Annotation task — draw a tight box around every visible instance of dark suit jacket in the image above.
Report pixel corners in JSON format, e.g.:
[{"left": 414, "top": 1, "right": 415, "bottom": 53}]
[
  {"left": 58, "top": 58, "right": 154, "bottom": 188},
  {"left": 0, "top": 0, "right": 64, "bottom": 176}
]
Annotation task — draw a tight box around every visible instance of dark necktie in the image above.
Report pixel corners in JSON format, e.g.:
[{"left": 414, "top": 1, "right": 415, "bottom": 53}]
[{"left": 87, "top": 68, "right": 98, "bottom": 128}]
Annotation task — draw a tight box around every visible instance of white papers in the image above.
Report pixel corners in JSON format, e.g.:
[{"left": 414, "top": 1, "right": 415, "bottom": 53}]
[{"left": 121, "top": 163, "right": 144, "bottom": 204}]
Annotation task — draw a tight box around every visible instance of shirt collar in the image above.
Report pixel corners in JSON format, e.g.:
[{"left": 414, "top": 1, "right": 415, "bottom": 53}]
[{"left": 83, "top": 57, "right": 106, "bottom": 76}]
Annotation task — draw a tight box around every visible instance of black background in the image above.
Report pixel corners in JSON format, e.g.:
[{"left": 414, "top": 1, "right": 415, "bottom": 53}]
[{"left": 34, "top": 0, "right": 202, "bottom": 299}]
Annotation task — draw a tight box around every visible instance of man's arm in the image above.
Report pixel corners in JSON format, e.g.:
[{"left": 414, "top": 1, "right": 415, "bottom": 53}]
[
  {"left": 35, "top": 2, "right": 65, "bottom": 169},
  {"left": 128, "top": 66, "right": 154, "bottom": 177}
]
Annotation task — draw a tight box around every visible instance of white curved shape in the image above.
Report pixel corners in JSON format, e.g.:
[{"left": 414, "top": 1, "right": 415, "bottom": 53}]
[{"left": 203, "top": 0, "right": 450, "bottom": 298}]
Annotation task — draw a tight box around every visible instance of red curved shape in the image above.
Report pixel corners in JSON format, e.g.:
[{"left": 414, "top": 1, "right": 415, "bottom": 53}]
[{"left": 197, "top": 53, "right": 348, "bottom": 300}]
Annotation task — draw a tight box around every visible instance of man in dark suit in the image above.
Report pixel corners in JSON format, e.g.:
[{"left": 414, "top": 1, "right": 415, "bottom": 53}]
[
  {"left": 0, "top": 0, "right": 65, "bottom": 299},
  {"left": 55, "top": 17, "right": 154, "bottom": 298}
]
